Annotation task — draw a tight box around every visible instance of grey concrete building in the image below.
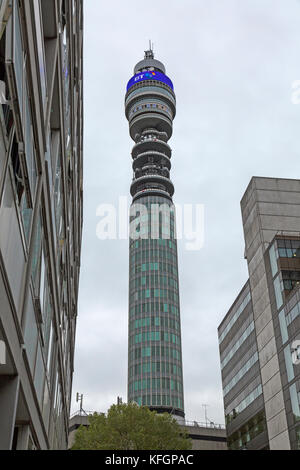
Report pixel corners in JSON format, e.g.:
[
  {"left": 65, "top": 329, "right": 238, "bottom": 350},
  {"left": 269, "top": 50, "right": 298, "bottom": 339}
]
[
  {"left": 0, "top": 0, "right": 83, "bottom": 449},
  {"left": 219, "top": 280, "right": 269, "bottom": 449},
  {"left": 218, "top": 177, "right": 300, "bottom": 450},
  {"left": 182, "top": 422, "right": 227, "bottom": 450}
]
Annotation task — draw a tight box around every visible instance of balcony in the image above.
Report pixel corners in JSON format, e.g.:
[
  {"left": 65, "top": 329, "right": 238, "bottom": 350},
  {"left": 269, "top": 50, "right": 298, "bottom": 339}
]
[
  {"left": 130, "top": 174, "right": 174, "bottom": 198},
  {"left": 134, "top": 166, "right": 170, "bottom": 180},
  {"left": 129, "top": 112, "right": 173, "bottom": 142},
  {"left": 125, "top": 84, "right": 176, "bottom": 118},
  {"left": 132, "top": 139, "right": 171, "bottom": 159},
  {"left": 133, "top": 151, "right": 171, "bottom": 171},
  {"left": 132, "top": 187, "right": 173, "bottom": 202}
]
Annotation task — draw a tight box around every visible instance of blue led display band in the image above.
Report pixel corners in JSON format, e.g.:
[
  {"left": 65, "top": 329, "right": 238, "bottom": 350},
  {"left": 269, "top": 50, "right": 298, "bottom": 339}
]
[{"left": 127, "top": 71, "right": 174, "bottom": 92}]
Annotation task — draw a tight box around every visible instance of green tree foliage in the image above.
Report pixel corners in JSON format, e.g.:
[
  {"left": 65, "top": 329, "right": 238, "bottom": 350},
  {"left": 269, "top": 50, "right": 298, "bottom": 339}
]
[{"left": 72, "top": 402, "right": 192, "bottom": 450}]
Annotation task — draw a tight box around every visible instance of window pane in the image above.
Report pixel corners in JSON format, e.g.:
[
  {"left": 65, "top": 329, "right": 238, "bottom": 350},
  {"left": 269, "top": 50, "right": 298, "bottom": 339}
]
[
  {"left": 284, "top": 345, "right": 295, "bottom": 382},
  {"left": 34, "top": 343, "right": 45, "bottom": 405},
  {"left": 32, "top": 0, "right": 47, "bottom": 107},
  {"left": 23, "top": 292, "right": 38, "bottom": 374},
  {"left": 290, "top": 384, "right": 300, "bottom": 423},
  {"left": 269, "top": 244, "right": 278, "bottom": 277},
  {"left": 0, "top": 172, "right": 26, "bottom": 317},
  {"left": 274, "top": 275, "right": 283, "bottom": 310}
]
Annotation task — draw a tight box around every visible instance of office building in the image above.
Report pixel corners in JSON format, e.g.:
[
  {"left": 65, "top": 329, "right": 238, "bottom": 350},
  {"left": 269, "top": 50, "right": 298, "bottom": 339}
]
[
  {"left": 0, "top": 0, "right": 83, "bottom": 449},
  {"left": 218, "top": 177, "right": 300, "bottom": 450}
]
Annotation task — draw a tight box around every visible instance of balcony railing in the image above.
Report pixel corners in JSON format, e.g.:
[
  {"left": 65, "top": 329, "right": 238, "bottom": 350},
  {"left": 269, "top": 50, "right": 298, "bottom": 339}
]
[
  {"left": 69, "top": 410, "right": 226, "bottom": 431},
  {"left": 184, "top": 420, "right": 226, "bottom": 430}
]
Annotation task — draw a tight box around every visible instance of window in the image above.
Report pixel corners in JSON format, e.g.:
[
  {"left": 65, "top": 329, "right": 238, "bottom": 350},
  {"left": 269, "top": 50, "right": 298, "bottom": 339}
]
[
  {"left": 9, "top": 132, "right": 34, "bottom": 245},
  {"left": 34, "top": 343, "right": 45, "bottom": 405},
  {"left": 277, "top": 238, "right": 300, "bottom": 259},
  {"left": 228, "top": 411, "right": 266, "bottom": 450},
  {"left": 10, "top": 135, "right": 24, "bottom": 203},
  {"left": 279, "top": 309, "right": 288, "bottom": 344},
  {"left": 13, "top": 1, "right": 24, "bottom": 122},
  {"left": 218, "top": 291, "right": 251, "bottom": 344},
  {"left": 39, "top": 247, "right": 46, "bottom": 311},
  {"left": 46, "top": 322, "right": 54, "bottom": 373},
  {"left": 31, "top": 215, "right": 42, "bottom": 289},
  {"left": 284, "top": 345, "right": 295, "bottom": 382},
  {"left": 221, "top": 321, "right": 255, "bottom": 369},
  {"left": 24, "top": 83, "right": 37, "bottom": 200},
  {"left": 42, "top": 382, "right": 51, "bottom": 431},
  {"left": 269, "top": 244, "right": 278, "bottom": 277},
  {"left": 226, "top": 384, "right": 263, "bottom": 424},
  {"left": 54, "top": 149, "right": 63, "bottom": 238},
  {"left": 32, "top": 0, "right": 47, "bottom": 108},
  {"left": 282, "top": 271, "right": 300, "bottom": 293},
  {"left": 290, "top": 383, "right": 300, "bottom": 423},
  {"left": 0, "top": 169, "right": 26, "bottom": 314},
  {"left": 296, "top": 427, "right": 300, "bottom": 450},
  {"left": 23, "top": 291, "right": 38, "bottom": 374},
  {"left": 273, "top": 274, "right": 283, "bottom": 310}
]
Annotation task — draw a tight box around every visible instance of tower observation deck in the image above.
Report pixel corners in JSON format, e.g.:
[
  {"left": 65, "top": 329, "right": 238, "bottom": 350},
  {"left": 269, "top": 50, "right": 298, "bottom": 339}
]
[{"left": 125, "top": 48, "right": 185, "bottom": 420}]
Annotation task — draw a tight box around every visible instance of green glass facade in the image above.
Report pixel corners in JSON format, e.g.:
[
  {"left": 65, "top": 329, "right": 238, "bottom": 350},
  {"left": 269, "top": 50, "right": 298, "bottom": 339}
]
[{"left": 128, "top": 196, "right": 184, "bottom": 416}]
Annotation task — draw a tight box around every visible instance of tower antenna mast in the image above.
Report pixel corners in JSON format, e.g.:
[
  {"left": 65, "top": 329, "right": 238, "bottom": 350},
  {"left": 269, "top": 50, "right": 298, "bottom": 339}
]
[
  {"left": 202, "top": 404, "right": 209, "bottom": 426},
  {"left": 145, "top": 40, "right": 154, "bottom": 59}
]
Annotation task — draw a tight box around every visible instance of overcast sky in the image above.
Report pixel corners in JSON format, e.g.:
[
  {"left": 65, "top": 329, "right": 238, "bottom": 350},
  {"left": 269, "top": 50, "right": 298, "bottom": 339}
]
[{"left": 71, "top": 0, "right": 300, "bottom": 425}]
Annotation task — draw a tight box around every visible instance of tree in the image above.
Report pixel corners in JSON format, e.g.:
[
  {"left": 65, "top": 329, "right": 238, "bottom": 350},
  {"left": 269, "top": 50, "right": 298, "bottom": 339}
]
[{"left": 72, "top": 402, "right": 192, "bottom": 450}]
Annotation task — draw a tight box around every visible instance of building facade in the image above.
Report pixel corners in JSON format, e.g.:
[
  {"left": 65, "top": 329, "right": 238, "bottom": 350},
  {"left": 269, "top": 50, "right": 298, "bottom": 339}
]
[
  {"left": 218, "top": 177, "right": 300, "bottom": 450},
  {"left": 218, "top": 281, "right": 269, "bottom": 449},
  {"left": 125, "top": 49, "right": 185, "bottom": 420},
  {"left": 0, "top": 0, "right": 83, "bottom": 449}
]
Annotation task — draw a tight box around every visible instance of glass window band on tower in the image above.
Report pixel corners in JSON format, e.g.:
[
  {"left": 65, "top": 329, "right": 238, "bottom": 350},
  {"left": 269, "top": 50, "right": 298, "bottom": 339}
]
[{"left": 125, "top": 49, "right": 184, "bottom": 420}]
